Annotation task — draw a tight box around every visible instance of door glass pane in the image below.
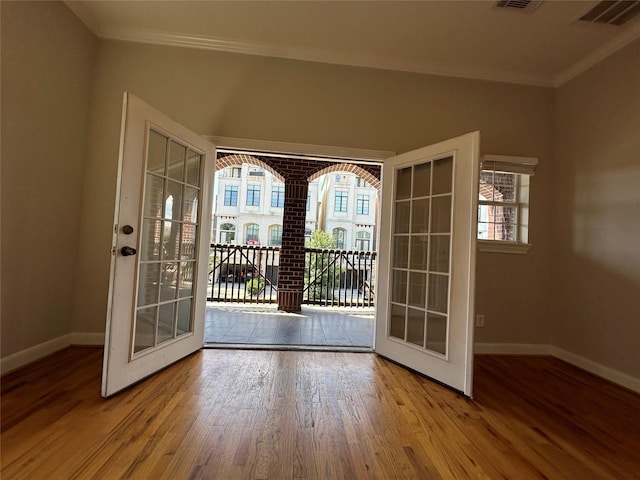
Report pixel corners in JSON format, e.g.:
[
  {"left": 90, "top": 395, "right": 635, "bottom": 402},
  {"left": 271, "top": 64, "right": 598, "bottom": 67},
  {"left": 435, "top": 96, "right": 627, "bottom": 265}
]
[
  {"left": 408, "top": 272, "right": 426, "bottom": 308},
  {"left": 432, "top": 156, "right": 453, "bottom": 195},
  {"left": 407, "top": 308, "right": 425, "bottom": 347},
  {"left": 396, "top": 167, "right": 412, "bottom": 200},
  {"left": 134, "top": 306, "right": 156, "bottom": 353},
  {"left": 426, "top": 313, "right": 447, "bottom": 354},
  {"left": 430, "top": 196, "right": 452, "bottom": 233},
  {"left": 157, "top": 303, "right": 176, "bottom": 344},
  {"left": 428, "top": 274, "right": 449, "bottom": 313},
  {"left": 394, "top": 201, "right": 410, "bottom": 234},
  {"left": 411, "top": 198, "right": 430, "bottom": 233},
  {"left": 389, "top": 304, "right": 406, "bottom": 339},
  {"left": 391, "top": 269, "right": 407, "bottom": 303},
  {"left": 147, "top": 130, "right": 167, "bottom": 175},
  {"left": 144, "top": 175, "right": 164, "bottom": 218},
  {"left": 183, "top": 187, "right": 199, "bottom": 223},
  {"left": 140, "top": 219, "right": 161, "bottom": 261},
  {"left": 409, "top": 235, "right": 429, "bottom": 270},
  {"left": 164, "top": 182, "right": 183, "bottom": 220},
  {"left": 137, "top": 263, "right": 160, "bottom": 307},
  {"left": 429, "top": 235, "right": 450, "bottom": 273},
  {"left": 186, "top": 150, "right": 201, "bottom": 186},
  {"left": 179, "top": 261, "right": 194, "bottom": 298},
  {"left": 412, "top": 162, "right": 431, "bottom": 198},
  {"left": 168, "top": 140, "right": 186, "bottom": 181},
  {"left": 125, "top": 119, "right": 206, "bottom": 376},
  {"left": 160, "top": 263, "right": 179, "bottom": 301},
  {"left": 177, "top": 298, "right": 192, "bottom": 336},
  {"left": 163, "top": 221, "right": 181, "bottom": 260},
  {"left": 393, "top": 236, "right": 409, "bottom": 269},
  {"left": 181, "top": 225, "right": 196, "bottom": 260}
]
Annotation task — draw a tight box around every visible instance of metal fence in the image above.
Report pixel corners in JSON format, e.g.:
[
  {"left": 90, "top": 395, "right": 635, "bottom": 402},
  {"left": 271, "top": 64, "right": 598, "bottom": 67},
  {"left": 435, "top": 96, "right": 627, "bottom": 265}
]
[{"left": 208, "top": 243, "right": 376, "bottom": 307}]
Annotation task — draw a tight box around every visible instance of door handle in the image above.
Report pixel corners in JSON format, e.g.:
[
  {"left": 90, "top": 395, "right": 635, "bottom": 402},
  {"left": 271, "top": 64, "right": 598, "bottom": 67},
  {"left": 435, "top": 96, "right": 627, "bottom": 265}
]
[{"left": 121, "top": 246, "right": 137, "bottom": 256}]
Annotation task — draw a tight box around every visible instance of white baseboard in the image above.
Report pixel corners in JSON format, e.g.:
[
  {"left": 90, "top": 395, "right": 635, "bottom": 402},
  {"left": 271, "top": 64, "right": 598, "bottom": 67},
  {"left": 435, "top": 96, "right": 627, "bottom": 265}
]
[
  {"left": 70, "top": 332, "right": 105, "bottom": 345},
  {"left": 549, "top": 346, "right": 640, "bottom": 394},
  {"left": 1, "top": 332, "right": 105, "bottom": 375},
  {"left": 474, "top": 342, "right": 551, "bottom": 355},
  {"left": 475, "top": 342, "right": 640, "bottom": 394},
  {"left": 1, "top": 334, "right": 71, "bottom": 375}
]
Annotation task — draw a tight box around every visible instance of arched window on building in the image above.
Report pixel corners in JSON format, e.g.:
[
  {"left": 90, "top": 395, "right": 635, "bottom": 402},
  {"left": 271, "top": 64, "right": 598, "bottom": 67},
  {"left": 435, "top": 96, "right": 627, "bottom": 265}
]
[
  {"left": 355, "top": 231, "right": 371, "bottom": 251},
  {"left": 332, "top": 227, "right": 346, "bottom": 249},
  {"left": 219, "top": 223, "right": 235, "bottom": 244},
  {"left": 245, "top": 223, "right": 260, "bottom": 245},
  {"left": 268, "top": 225, "right": 283, "bottom": 246}
]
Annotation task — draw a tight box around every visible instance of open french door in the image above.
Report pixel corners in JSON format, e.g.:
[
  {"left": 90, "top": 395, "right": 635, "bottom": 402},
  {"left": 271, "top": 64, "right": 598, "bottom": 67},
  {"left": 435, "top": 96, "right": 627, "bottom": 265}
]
[
  {"left": 102, "top": 93, "right": 215, "bottom": 397},
  {"left": 375, "top": 132, "right": 479, "bottom": 397}
]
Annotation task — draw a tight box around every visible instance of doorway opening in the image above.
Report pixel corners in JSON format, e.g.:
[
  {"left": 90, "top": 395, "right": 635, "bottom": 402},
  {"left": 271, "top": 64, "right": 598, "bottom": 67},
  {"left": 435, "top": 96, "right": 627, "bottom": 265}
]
[{"left": 204, "top": 147, "right": 383, "bottom": 350}]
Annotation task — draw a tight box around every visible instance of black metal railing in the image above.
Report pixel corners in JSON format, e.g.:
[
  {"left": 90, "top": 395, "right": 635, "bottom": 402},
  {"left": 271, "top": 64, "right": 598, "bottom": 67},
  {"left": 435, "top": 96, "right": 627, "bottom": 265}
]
[
  {"left": 208, "top": 244, "right": 376, "bottom": 307},
  {"left": 208, "top": 244, "right": 279, "bottom": 303},
  {"left": 303, "top": 248, "right": 376, "bottom": 307}
]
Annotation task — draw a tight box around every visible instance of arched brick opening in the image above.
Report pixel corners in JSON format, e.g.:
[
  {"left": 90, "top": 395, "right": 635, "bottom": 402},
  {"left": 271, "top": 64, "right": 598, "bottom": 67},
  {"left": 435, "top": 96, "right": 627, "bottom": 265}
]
[
  {"left": 308, "top": 163, "right": 381, "bottom": 190},
  {"left": 216, "top": 153, "right": 285, "bottom": 182},
  {"left": 213, "top": 151, "right": 381, "bottom": 312}
]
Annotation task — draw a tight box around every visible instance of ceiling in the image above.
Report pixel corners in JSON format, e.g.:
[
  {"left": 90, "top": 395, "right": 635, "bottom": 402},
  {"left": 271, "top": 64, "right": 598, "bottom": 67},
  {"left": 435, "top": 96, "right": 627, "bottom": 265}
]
[{"left": 66, "top": 0, "right": 640, "bottom": 87}]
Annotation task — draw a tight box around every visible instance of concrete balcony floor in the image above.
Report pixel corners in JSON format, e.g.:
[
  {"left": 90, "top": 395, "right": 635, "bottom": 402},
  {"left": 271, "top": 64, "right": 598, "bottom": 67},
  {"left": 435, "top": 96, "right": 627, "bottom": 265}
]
[{"left": 204, "top": 303, "right": 375, "bottom": 350}]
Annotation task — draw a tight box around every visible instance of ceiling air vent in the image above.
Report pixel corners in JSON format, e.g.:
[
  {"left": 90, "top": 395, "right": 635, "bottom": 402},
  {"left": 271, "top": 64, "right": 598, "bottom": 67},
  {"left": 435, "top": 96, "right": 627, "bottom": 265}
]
[
  {"left": 495, "top": 0, "right": 544, "bottom": 13},
  {"left": 579, "top": 1, "right": 640, "bottom": 26}
]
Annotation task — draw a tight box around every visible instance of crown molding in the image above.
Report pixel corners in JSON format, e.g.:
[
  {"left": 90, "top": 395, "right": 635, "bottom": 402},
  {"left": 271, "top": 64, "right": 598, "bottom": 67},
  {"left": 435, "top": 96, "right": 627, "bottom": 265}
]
[
  {"left": 98, "top": 25, "right": 555, "bottom": 88},
  {"left": 64, "top": 2, "right": 640, "bottom": 90},
  {"left": 553, "top": 22, "right": 640, "bottom": 87}
]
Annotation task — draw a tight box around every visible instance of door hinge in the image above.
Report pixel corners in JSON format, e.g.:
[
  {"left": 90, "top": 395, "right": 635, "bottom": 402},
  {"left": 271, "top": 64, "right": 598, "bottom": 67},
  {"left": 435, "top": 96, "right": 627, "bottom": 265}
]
[{"left": 111, "top": 246, "right": 117, "bottom": 256}]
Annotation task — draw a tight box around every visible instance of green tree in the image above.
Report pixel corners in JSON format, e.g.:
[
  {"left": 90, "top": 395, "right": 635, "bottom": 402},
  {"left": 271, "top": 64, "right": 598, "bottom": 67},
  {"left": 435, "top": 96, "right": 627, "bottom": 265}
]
[{"left": 304, "top": 230, "right": 343, "bottom": 301}]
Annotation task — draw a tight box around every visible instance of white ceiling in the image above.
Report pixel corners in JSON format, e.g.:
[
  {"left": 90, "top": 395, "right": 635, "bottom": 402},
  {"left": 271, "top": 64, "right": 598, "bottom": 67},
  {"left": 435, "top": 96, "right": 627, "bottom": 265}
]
[{"left": 66, "top": 0, "right": 640, "bottom": 87}]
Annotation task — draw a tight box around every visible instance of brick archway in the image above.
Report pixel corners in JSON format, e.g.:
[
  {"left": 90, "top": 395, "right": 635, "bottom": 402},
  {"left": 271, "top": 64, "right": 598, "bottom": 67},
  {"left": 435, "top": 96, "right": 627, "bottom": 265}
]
[
  {"left": 214, "top": 151, "right": 381, "bottom": 312},
  {"left": 216, "top": 153, "right": 285, "bottom": 182},
  {"left": 308, "top": 163, "right": 381, "bottom": 190}
]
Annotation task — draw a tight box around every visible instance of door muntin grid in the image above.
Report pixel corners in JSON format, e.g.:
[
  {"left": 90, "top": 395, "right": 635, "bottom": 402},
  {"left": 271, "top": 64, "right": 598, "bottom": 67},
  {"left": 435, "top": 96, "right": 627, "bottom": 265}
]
[
  {"left": 133, "top": 127, "right": 203, "bottom": 356},
  {"left": 388, "top": 156, "right": 453, "bottom": 357}
]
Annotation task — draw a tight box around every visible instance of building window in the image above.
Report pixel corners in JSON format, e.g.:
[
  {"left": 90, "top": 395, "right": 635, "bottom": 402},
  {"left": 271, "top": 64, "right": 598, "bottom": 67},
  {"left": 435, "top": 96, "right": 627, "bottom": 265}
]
[
  {"left": 478, "top": 155, "right": 537, "bottom": 254},
  {"left": 306, "top": 193, "right": 311, "bottom": 211},
  {"left": 271, "top": 185, "right": 285, "bottom": 208},
  {"left": 268, "top": 225, "right": 283, "bottom": 246},
  {"left": 231, "top": 167, "right": 241, "bottom": 178},
  {"left": 304, "top": 227, "right": 312, "bottom": 243},
  {"left": 219, "top": 223, "right": 235, "bottom": 244},
  {"left": 245, "top": 223, "right": 259, "bottom": 244},
  {"left": 334, "top": 191, "right": 348, "bottom": 212},
  {"left": 355, "top": 231, "right": 370, "bottom": 251},
  {"left": 332, "top": 228, "right": 346, "bottom": 249},
  {"left": 356, "top": 194, "right": 369, "bottom": 215},
  {"left": 248, "top": 167, "right": 265, "bottom": 176},
  {"left": 223, "top": 186, "right": 238, "bottom": 206},
  {"left": 356, "top": 176, "right": 367, "bottom": 187},
  {"left": 246, "top": 184, "right": 261, "bottom": 206}
]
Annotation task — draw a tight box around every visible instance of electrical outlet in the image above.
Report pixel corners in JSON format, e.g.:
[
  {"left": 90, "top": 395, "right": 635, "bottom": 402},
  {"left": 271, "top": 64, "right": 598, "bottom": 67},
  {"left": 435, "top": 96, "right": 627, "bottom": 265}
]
[{"left": 475, "top": 314, "right": 485, "bottom": 328}]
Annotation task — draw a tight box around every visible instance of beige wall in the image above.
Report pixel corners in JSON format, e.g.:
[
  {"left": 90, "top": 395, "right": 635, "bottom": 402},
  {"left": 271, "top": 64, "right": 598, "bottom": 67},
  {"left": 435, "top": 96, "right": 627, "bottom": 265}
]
[
  {"left": 1, "top": 1, "right": 97, "bottom": 357},
  {"left": 73, "top": 40, "right": 555, "bottom": 344},
  {"left": 553, "top": 39, "right": 640, "bottom": 378}
]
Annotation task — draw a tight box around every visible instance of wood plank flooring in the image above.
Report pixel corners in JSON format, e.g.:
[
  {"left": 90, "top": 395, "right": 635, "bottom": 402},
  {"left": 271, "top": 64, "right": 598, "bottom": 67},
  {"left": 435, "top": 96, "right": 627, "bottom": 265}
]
[{"left": 1, "top": 347, "right": 639, "bottom": 479}]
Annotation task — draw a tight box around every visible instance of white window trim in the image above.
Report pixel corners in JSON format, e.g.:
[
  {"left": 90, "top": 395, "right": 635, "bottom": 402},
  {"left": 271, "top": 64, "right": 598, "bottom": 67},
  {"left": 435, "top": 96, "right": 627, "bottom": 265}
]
[{"left": 478, "top": 154, "right": 537, "bottom": 255}]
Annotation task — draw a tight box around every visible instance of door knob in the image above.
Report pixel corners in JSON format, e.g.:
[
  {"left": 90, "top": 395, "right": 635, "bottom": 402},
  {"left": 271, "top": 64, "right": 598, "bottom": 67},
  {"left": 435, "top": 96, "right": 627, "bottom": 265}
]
[
  {"left": 122, "top": 225, "right": 134, "bottom": 235},
  {"left": 121, "top": 246, "right": 137, "bottom": 256}
]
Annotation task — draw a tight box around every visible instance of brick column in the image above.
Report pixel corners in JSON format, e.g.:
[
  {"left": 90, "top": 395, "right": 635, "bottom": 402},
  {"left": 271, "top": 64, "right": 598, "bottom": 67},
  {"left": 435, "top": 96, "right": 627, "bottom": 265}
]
[{"left": 277, "top": 179, "right": 309, "bottom": 312}]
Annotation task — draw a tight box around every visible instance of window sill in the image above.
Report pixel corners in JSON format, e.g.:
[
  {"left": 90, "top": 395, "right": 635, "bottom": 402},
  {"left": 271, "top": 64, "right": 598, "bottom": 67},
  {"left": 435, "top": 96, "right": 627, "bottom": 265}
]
[{"left": 477, "top": 240, "right": 531, "bottom": 255}]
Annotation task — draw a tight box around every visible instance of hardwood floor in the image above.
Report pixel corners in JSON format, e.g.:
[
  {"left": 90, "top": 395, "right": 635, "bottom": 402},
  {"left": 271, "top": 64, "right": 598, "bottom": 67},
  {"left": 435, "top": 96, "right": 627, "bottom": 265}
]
[{"left": 1, "top": 347, "right": 639, "bottom": 479}]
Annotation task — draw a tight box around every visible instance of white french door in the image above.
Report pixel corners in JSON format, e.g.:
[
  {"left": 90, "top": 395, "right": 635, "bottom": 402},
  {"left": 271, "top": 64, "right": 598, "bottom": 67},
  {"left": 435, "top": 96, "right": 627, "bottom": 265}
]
[
  {"left": 375, "top": 132, "right": 479, "bottom": 397},
  {"left": 102, "top": 93, "right": 215, "bottom": 397}
]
